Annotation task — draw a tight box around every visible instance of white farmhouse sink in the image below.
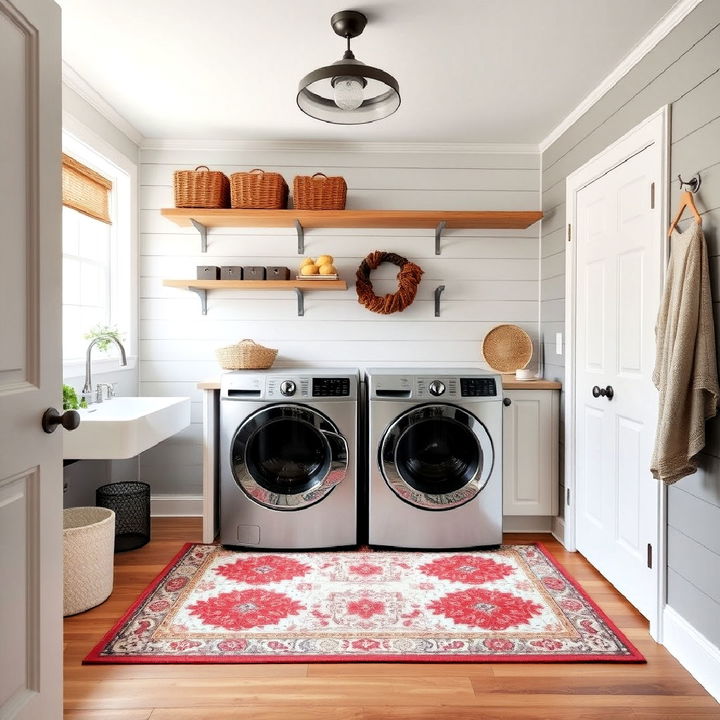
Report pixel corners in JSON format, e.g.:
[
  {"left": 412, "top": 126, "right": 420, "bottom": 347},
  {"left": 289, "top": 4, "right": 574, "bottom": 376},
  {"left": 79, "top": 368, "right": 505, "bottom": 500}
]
[{"left": 63, "top": 397, "right": 191, "bottom": 460}]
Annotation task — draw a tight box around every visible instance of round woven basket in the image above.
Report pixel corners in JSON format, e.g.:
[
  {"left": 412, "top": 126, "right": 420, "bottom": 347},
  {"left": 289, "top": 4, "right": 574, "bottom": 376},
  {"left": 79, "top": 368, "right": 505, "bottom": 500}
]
[
  {"left": 63, "top": 507, "right": 115, "bottom": 616},
  {"left": 215, "top": 339, "right": 278, "bottom": 370},
  {"left": 482, "top": 324, "right": 534, "bottom": 373}
]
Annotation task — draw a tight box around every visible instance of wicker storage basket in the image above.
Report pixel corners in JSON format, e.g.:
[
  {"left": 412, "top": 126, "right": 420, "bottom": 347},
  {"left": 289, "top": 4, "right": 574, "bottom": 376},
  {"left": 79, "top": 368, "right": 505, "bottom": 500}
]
[
  {"left": 63, "top": 507, "right": 115, "bottom": 616},
  {"left": 230, "top": 169, "right": 288, "bottom": 209},
  {"left": 293, "top": 173, "right": 347, "bottom": 210},
  {"left": 216, "top": 339, "right": 278, "bottom": 370},
  {"left": 173, "top": 165, "right": 230, "bottom": 208}
]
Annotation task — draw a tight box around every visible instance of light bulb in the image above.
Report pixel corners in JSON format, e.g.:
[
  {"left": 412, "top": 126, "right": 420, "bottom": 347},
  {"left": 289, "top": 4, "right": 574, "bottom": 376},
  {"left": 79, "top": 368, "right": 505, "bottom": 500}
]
[{"left": 333, "top": 76, "right": 364, "bottom": 111}]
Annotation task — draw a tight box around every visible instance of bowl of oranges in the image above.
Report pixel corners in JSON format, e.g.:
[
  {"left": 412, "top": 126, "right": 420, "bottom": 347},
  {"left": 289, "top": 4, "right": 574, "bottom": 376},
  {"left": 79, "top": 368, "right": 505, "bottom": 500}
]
[{"left": 297, "top": 255, "right": 338, "bottom": 279}]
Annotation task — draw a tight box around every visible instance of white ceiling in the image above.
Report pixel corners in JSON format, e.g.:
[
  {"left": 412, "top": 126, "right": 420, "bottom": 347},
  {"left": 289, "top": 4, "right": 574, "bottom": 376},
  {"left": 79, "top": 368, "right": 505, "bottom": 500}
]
[{"left": 59, "top": 0, "right": 678, "bottom": 144}]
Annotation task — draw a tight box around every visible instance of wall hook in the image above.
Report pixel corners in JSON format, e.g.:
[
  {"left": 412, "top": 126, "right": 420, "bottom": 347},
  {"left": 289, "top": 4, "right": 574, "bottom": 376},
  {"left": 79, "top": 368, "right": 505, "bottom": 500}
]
[
  {"left": 678, "top": 173, "right": 701, "bottom": 193},
  {"left": 434, "top": 285, "right": 445, "bottom": 317}
]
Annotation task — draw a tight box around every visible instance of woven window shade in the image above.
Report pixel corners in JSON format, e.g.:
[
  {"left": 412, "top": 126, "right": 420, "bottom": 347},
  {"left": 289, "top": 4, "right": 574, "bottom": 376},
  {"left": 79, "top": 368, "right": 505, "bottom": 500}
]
[{"left": 62, "top": 153, "right": 112, "bottom": 224}]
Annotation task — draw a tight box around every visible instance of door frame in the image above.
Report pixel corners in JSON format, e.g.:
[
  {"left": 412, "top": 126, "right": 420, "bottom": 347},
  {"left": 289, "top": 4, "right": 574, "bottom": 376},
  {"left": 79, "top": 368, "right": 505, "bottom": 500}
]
[{"left": 563, "top": 105, "right": 669, "bottom": 640}]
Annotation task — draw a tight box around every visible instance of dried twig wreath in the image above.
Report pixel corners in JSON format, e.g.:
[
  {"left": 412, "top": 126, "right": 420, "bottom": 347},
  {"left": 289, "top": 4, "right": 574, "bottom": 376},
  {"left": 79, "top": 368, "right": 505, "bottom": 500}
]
[{"left": 356, "top": 251, "right": 424, "bottom": 314}]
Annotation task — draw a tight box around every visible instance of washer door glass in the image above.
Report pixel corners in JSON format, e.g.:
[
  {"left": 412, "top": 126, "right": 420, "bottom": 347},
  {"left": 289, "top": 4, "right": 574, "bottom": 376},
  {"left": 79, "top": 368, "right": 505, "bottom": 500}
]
[
  {"left": 231, "top": 404, "right": 348, "bottom": 510},
  {"left": 380, "top": 404, "right": 493, "bottom": 509}
]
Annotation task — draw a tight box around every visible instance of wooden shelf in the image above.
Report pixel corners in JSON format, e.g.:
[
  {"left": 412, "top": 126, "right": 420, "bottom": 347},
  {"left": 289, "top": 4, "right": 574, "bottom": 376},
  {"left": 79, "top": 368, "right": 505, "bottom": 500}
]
[
  {"left": 163, "top": 279, "right": 347, "bottom": 291},
  {"left": 161, "top": 208, "right": 543, "bottom": 230},
  {"left": 160, "top": 208, "right": 543, "bottom": 255},
  {"left": 163, "top": 278, "right": 347, "bottom": 316}
]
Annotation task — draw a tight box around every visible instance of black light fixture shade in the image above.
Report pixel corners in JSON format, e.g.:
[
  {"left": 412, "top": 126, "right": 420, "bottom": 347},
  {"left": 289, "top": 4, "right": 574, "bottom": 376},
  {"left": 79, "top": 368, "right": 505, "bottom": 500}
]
[{"left": 297, "top": 10, "right": 401, "bottom": 125}]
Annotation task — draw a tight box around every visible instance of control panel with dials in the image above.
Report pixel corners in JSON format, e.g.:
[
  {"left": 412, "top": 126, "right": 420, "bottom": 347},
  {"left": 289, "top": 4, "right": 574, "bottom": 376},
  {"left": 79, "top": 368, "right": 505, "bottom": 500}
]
[
  {"left": 221, "top": 371, "right": 357, "bottom": 400},
  {"left": 371, "top": 371, "right": 499, "bottom": 401}
]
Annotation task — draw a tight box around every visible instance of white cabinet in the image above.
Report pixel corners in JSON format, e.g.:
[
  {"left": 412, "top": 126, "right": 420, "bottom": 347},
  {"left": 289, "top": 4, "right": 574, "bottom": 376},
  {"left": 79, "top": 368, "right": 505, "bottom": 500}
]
[{"left": 503, "top": 389, "right": 559, "bottom": 516}]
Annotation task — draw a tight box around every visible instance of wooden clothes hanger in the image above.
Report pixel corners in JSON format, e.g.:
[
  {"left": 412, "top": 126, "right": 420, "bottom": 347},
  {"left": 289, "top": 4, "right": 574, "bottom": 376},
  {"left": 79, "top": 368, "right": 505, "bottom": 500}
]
[{"left": 668, "top": 178, "right": 703, "bottom": 237}]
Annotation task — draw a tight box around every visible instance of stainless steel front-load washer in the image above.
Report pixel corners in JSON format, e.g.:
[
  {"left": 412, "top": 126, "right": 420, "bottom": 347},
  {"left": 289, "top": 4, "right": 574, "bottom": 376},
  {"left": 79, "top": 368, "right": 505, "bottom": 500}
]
[
  {"left": 366, "top": 368, "right": 502, "bottom": 548},
  {"left": 220, "top": 369, "right": 358, "bottom": 548}
]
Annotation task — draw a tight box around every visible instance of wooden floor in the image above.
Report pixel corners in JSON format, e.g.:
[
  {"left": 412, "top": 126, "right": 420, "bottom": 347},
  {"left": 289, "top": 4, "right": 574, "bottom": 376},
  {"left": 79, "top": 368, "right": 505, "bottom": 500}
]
[{"left": 63, "top": 518, "right": 720, "bottom": 720}]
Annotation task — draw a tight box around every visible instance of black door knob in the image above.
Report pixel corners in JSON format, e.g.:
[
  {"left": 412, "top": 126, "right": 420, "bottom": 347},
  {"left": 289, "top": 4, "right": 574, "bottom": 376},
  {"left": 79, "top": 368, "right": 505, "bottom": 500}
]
[
  {"left": 503, "top": 397, "right": 512, "bottom": 407},
  {"left": 42, "top": 407, "right": 81, "bottom": 434},
  {"left": 591, "top": 385, "right": 614, "bottom": 401}
]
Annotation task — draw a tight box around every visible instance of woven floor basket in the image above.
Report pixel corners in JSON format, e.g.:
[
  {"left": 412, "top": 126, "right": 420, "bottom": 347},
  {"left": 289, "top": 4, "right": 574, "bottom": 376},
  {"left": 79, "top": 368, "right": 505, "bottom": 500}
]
[
  {"left": 216, "top": 339, "right": 278, "bottom": 370},
  {"left": 63, "top": 507, "right": 115, "bottom": 616},
  {"left": 482, "top": 324, "right": 534, "bottom": 373},
  {"left": 174, "top": 166, "right": 230, "bottom": 208},
  {"left": 293, "top": 173, "right": 347, "bottom": 210},
  {"left": 230, "top": 169, "right": 288, "bottom": 209}
]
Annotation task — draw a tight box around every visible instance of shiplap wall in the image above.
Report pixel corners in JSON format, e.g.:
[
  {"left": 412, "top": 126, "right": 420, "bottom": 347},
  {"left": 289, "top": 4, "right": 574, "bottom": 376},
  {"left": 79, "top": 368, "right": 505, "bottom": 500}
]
[
  {"left": 138, "top": 143, "right": 541, "bottom": 496},
  {"left": 540, "top": 2, "right": 720, "bottom": 646}
]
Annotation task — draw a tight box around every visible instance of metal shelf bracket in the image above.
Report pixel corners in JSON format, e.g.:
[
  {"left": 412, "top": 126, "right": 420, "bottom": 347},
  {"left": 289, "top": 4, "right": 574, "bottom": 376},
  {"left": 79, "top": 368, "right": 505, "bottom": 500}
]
[
  {"left": 190, "top": 219, "right": 208, "bottom": 253},
  {"left": 189, "top": 287, "right": 208, "bottom": 315},
  {"left": 295, "top": 220, "right": 305, "bottom": 255},
  {"left": 295, "top": 288, "right": 305, "bottom": 317},
  {"left": 434, "top": 285, "right": 445, "bottom": 317},
  {"left": 435, "top": 221, "right": 447, "bottom": 255}
]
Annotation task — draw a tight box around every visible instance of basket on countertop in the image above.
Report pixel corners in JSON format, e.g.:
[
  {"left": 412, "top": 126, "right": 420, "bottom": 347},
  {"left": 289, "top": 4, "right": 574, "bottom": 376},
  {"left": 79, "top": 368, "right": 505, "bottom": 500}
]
[
  {"left": 293, "top": 173, "right": 347, "bottom": 210},
  {"left": 216, "top": 339, "right": 278, "bottom": 370},
  {"left": 173, "top": 166, "right": 230, "bottom": 208},
  {"left": 230, "top": 169, "right": 288, "bottom": 209}
]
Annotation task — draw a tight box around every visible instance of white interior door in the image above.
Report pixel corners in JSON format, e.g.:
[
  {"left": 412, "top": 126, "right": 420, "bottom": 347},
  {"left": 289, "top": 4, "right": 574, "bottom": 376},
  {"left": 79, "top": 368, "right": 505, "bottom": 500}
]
[
  {"left": 0, "top": 0, "right": 63, "bottom": 718},
  {"left": 573, "top": 126, "right": 663, "bottom": 625}
]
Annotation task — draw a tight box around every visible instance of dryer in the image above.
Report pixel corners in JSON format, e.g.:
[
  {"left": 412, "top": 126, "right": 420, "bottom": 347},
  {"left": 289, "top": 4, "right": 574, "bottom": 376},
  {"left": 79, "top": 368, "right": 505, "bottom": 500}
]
[
  {"left": 366, "top": 368, "right": 502, "bottom": 549},
  {"left": 220, "top": 369, "right": 358, "bottom": 549}
]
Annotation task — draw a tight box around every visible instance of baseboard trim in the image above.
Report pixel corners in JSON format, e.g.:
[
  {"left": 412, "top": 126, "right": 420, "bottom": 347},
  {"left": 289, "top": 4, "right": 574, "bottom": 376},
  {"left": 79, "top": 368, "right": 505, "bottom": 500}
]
[
  {"left": 663, "top": 605, "right": 720, "bottom": 702},
  {"left": 551, "top": 515, "right": 567, "bottom": 546},
  {"left": 503, "top": 516, "right": 553, "bottom": 533},
  {"left": 151, "top": 494, "right": 203, "bottom": 517}
]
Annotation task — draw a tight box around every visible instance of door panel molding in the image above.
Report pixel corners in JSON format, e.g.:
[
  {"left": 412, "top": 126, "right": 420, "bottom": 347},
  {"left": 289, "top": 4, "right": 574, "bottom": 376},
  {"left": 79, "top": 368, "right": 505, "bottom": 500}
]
[
  {"left": 0, "top": 0, "right": 40, "bottom": 390},
  {"left": 0, "top": 468, "right": 40, "bottom": 717}
]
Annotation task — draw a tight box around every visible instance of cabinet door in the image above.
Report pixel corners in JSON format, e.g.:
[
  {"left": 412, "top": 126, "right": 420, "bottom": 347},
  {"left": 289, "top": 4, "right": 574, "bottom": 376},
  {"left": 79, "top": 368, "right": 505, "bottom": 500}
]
[{"left": 502, "top": 389, "right": 559, "bottom": 516}]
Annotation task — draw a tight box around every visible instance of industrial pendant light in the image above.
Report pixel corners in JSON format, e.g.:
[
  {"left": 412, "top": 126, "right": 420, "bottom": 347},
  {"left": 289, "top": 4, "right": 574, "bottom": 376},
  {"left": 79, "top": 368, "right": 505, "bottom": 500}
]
[{"left": 297, "top": 10, "right": 401, "bottom": 125}]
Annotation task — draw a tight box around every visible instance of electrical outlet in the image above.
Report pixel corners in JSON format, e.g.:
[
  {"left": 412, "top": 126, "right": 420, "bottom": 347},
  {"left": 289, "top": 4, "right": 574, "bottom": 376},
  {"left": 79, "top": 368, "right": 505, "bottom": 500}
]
[{"left": 555, "top": 332, "right": 563, "bottom": 356}]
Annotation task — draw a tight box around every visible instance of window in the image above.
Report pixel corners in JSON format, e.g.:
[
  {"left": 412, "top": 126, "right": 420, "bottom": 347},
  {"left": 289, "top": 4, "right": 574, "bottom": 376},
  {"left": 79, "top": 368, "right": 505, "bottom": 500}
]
[{"left": 61, "top": 130, "right": 134, "bottom": 370}]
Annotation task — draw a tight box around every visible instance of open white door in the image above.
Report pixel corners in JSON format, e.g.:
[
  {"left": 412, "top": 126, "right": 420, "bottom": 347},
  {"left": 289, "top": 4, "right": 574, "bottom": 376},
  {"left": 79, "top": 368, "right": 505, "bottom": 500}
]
[
  {"left": 566, "top": 108, "right": 667, "bottom": 639},
  {"left": 0, "top": 0, "right": 64, "bottom": 717}
]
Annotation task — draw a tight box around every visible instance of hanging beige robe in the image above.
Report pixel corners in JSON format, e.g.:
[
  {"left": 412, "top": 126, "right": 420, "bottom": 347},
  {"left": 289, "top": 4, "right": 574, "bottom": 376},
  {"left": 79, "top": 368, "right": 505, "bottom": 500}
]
[{"left": 651, "top": 221, "right": 720, "bottom": 484}]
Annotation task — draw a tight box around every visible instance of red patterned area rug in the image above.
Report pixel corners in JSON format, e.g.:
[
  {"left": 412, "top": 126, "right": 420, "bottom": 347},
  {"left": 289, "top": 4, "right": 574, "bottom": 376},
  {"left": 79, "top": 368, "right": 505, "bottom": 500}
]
[{"left": 84, "top": 543, "right": 644, "bottom": 664}]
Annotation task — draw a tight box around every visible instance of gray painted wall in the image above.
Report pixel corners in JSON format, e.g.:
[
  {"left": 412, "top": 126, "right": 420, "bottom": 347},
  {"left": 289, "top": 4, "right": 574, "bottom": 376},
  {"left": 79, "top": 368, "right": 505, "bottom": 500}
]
[{"left": 540, "top": 2, "right": 720, "bottom": 645}]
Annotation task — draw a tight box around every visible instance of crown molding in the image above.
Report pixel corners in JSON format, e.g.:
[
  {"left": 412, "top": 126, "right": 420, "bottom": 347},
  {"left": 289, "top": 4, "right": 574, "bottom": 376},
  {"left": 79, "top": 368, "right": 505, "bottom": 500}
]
[
  {"left": 539, "top": 0, "right": 704, "bottom": 153},
  {"left": 62, "top": 61, "right": 144, "bottom": 147},
  {"left": 140, "top": 137, "right": 539, "bottom": 155}
]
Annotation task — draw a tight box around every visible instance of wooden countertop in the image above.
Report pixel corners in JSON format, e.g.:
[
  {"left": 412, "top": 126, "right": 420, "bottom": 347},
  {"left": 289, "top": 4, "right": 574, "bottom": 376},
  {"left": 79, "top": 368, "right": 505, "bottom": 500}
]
[{"left": 198, "top": 377, "right": 561, "bottom": 391}]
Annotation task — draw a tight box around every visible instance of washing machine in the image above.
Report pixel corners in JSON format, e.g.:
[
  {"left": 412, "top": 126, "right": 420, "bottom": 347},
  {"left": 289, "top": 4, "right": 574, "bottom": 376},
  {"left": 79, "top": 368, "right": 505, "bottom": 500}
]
[
  {"left": 220, "top": 369, "right": 358, "bottom": 549},
  {"left": 366, "top": 368, "right": 502, "bottom": 549}
]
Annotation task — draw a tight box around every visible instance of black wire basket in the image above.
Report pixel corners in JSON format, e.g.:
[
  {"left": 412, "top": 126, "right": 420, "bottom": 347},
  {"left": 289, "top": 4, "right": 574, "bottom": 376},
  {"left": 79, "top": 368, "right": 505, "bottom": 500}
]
[{"left": 96, "top": 481, "right": 151, "bottom": 552}]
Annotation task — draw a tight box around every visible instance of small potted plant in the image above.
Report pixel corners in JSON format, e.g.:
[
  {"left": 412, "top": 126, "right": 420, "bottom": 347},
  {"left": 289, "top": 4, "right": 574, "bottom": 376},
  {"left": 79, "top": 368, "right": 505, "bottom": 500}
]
[
  {"left": 63, "top": 384, "right": 86, "bottom": 410},
  {"left": 83, "top": 324, "right": 125, "bottom": 353}
]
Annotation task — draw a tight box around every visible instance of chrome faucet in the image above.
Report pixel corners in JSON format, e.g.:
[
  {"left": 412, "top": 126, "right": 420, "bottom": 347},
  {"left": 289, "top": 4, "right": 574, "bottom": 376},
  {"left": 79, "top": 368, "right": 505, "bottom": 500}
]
[{"left": 82, "top": 335, "right": 127, "bottom": 404}]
